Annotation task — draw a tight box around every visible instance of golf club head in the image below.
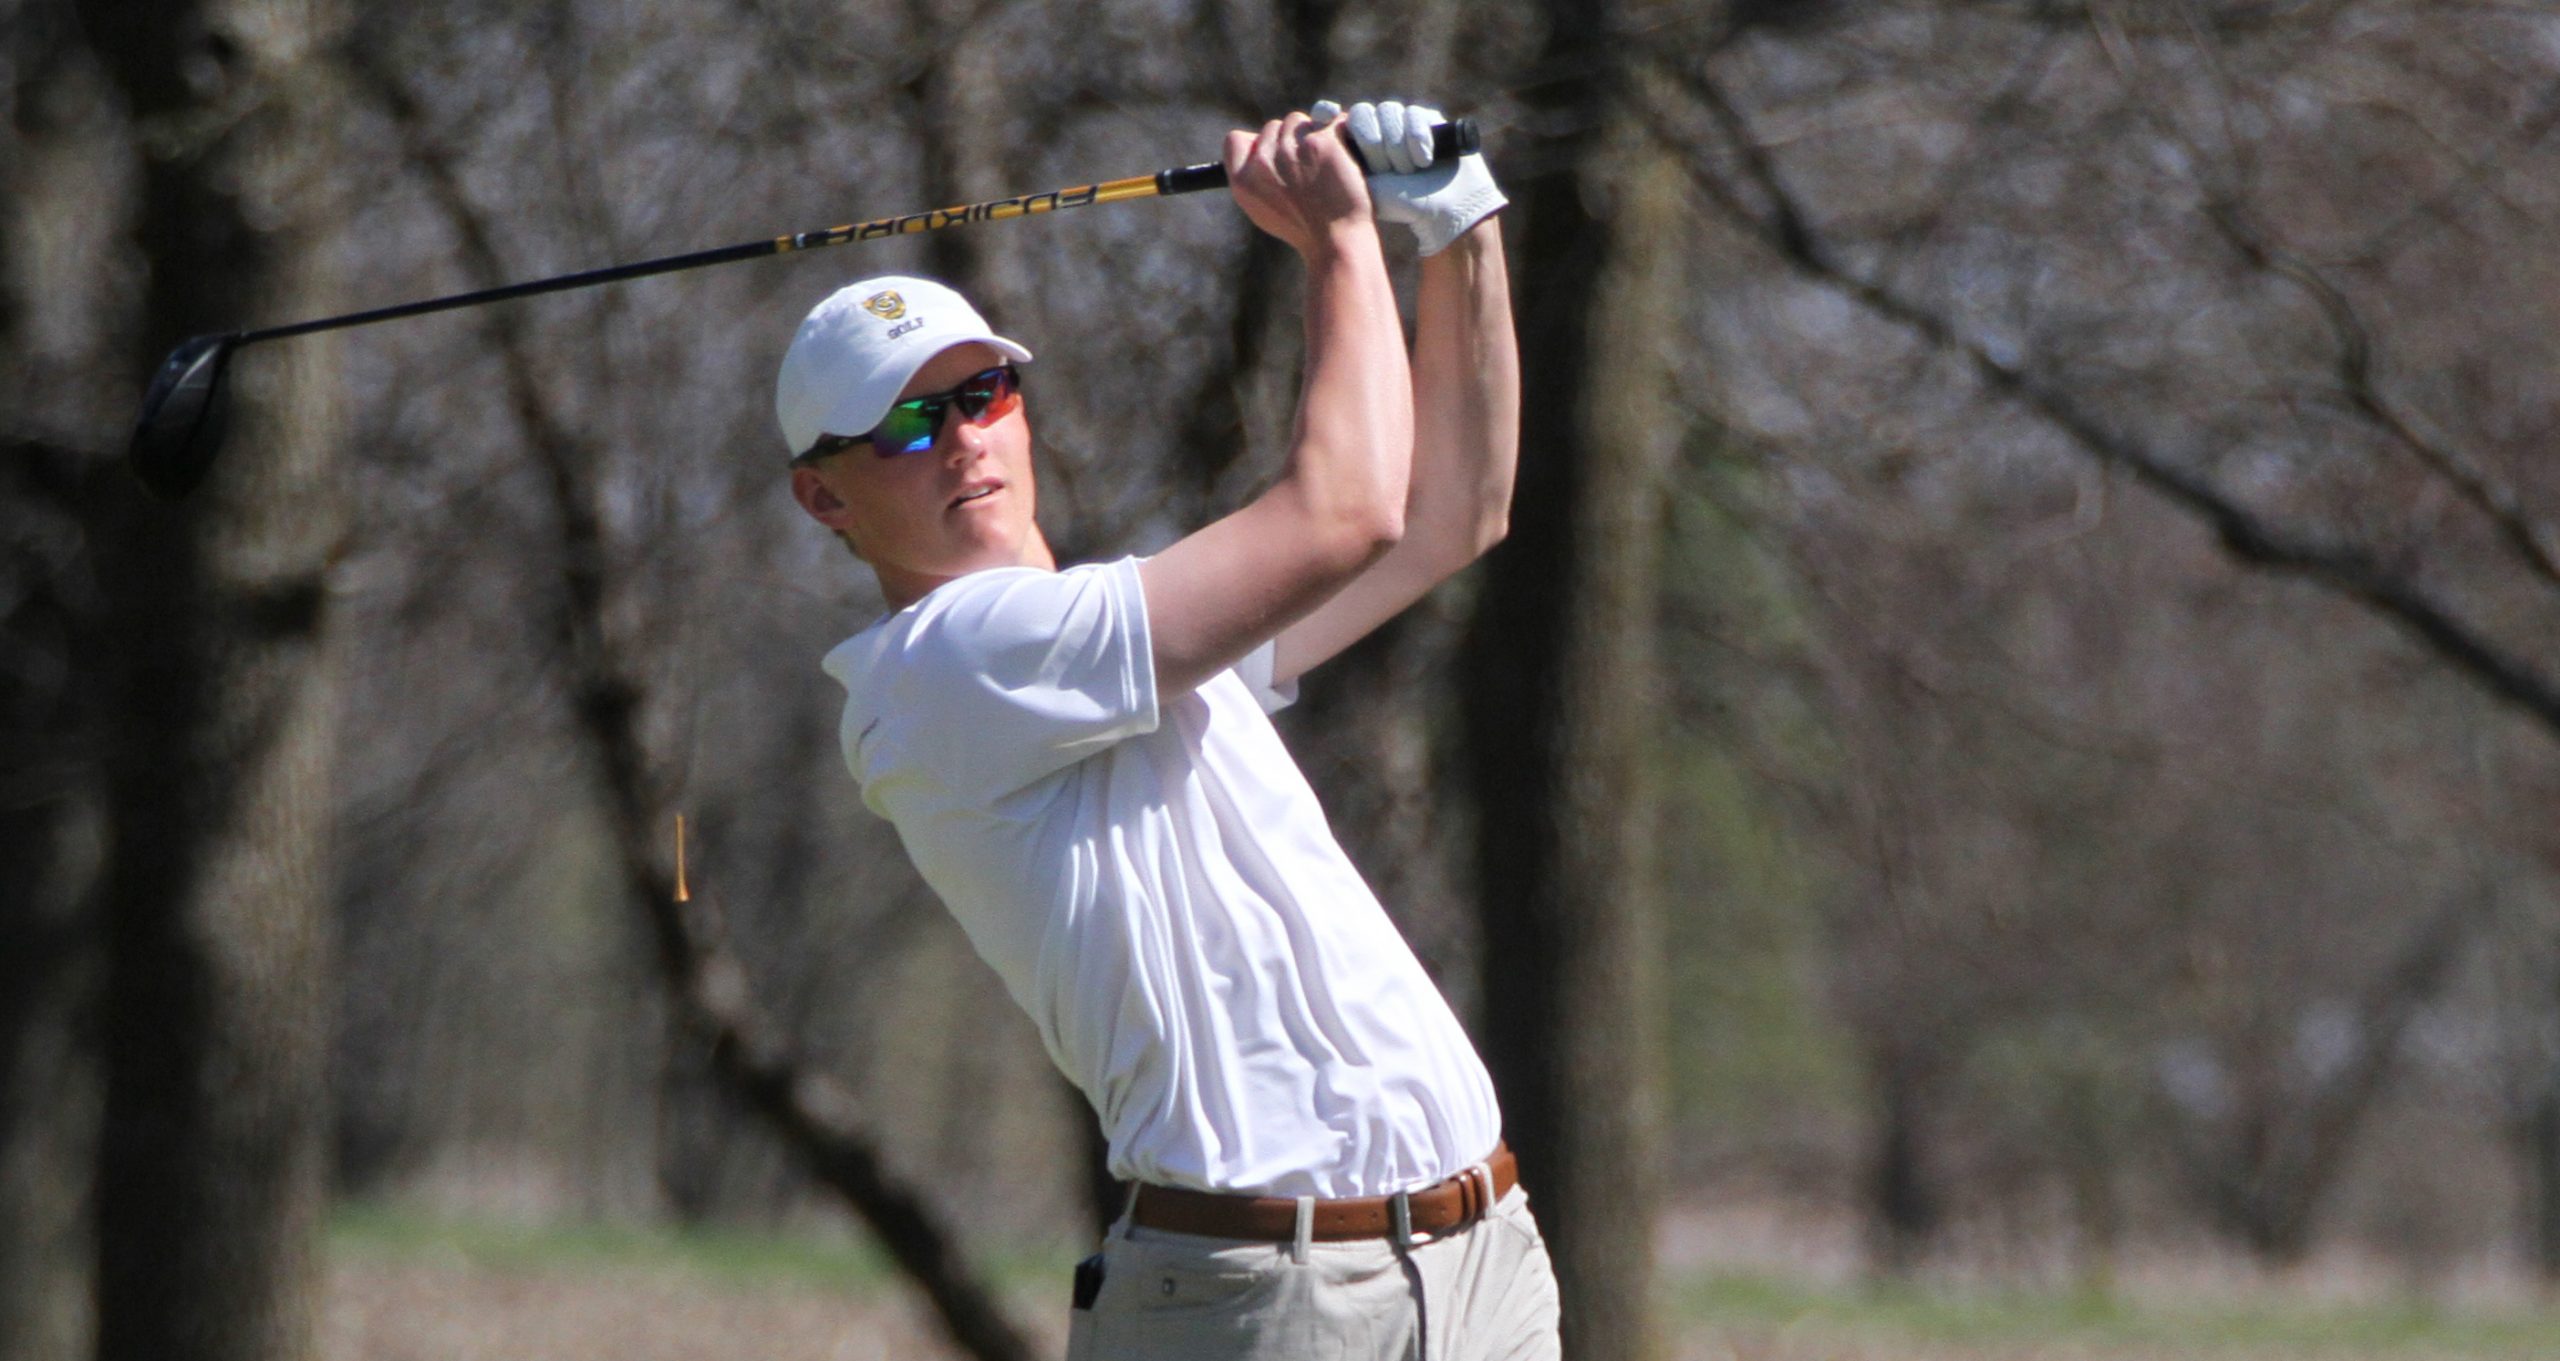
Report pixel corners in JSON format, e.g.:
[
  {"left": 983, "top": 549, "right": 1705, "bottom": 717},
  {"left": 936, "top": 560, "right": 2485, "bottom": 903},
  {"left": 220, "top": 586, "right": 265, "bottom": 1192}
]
[{"left": 129, "top": 333, "right": 236, "bottom": 499}]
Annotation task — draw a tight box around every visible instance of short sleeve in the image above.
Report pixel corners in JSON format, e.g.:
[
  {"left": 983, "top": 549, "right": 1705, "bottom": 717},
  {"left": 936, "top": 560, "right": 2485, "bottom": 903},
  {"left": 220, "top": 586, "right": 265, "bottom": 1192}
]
[
  {"left": 1232, "top": 640, "right": 1300, "bottom": 715},
  {"left": 863, "top": 559, "right": 1159, "bottom": 799}
]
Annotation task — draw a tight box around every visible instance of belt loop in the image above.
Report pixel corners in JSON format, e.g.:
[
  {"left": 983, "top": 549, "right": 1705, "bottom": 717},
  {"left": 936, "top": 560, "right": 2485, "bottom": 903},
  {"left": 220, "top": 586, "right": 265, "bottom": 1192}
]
[
  {"left": 1472, "top": 1162, "right": 1498, "bottom": 1222},
  {"left": 1387, "top": 1192, "right": 1427, "bottom": 1360},
  {"left": 1108, "top": 1183, "right": 1141, "bottom": 1243},
  {"left": 1291, "top": 1195, "right": 1315, "bottom": 1265}
]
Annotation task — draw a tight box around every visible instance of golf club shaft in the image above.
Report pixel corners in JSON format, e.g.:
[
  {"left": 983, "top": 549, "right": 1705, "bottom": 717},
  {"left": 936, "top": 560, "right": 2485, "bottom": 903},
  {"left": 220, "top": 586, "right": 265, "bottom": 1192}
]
[{"left": 235, "top": 120, "right": 1479, "bottom": 349}]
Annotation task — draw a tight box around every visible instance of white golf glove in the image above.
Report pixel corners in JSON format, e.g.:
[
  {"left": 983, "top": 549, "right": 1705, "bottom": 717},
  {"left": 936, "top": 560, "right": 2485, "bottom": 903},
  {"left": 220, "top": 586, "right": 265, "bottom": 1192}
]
[{"left": 1312, "top": 98, "right": 1506, "bottom": 256}]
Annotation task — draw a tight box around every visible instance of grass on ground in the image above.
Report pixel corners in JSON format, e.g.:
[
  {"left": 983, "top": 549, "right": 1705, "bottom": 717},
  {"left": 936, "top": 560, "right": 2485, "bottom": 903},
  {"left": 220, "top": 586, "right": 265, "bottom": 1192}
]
[
  {"left": 331, "top": 1202, "right": 2560, "bottom": 1359},
  {"left": 1673, "top": 1272, "right": 2560, "bottom": 1358}
]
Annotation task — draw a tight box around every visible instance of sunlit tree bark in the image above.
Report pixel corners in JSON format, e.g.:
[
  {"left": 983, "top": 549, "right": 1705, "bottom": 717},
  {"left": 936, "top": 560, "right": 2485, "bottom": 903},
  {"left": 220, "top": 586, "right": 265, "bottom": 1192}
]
[
  {"left": 78, "top": 1, "right": 349, "bottom": 1356},
  {"left": 1458, "top": 13, "right": 1678, "bottom": 1352}
]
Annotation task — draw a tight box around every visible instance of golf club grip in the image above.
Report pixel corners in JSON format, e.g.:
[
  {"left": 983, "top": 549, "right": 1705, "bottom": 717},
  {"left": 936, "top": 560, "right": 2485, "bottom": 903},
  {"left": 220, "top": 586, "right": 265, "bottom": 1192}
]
[{"left": 1155, "top": 118, "right": 1482, "bottom": 196}]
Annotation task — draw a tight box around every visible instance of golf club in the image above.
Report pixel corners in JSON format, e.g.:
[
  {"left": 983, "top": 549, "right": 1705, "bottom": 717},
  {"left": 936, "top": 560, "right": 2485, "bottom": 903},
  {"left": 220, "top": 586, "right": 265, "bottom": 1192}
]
[{"left": 128, "top": 119, "right": 1480, "bottom": 499}]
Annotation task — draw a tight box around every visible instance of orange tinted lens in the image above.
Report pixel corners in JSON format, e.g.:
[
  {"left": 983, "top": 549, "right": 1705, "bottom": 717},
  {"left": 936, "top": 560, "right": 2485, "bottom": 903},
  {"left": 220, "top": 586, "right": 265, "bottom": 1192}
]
[
  {"left": 957, "top": 367, "right": 1019, "bottom": 422},
  {"left": 869, "top": 368, "right": 1017, "bottom": 457}
]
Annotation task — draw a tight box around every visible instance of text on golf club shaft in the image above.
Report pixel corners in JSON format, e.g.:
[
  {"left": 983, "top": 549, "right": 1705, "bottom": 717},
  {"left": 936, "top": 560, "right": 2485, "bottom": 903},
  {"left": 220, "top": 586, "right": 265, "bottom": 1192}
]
[{"left": 776, "top": 178, "right": 1164, "bottom": 253}]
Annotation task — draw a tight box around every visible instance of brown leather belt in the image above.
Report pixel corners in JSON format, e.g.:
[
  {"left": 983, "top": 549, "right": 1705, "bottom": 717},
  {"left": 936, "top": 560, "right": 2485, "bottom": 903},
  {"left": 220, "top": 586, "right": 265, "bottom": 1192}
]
[{"left": 1129, "top": 1144, "right": 1518, "bottom": 1243}]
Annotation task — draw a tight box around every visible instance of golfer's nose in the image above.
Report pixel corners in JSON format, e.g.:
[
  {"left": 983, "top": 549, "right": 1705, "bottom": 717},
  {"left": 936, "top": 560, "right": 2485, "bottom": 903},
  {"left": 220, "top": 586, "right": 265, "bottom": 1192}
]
[{"left": 940, "top": 408, "right": 986, "bottom": 462}]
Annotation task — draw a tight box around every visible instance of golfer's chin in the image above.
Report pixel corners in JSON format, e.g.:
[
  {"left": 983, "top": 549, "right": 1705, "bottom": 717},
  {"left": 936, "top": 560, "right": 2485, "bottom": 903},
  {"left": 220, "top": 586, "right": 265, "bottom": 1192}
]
[
  {"left": 943, "top": 512, "right": 1043, "bottom": 571},
  {"left": 872, "top": 524, "right": 1055, "bottom": 606}
]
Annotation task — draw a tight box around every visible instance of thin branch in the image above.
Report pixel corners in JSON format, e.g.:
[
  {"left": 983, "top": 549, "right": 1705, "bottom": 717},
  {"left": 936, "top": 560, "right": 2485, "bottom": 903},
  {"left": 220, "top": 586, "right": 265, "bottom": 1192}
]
[
  {"left": 2084, "top": 15, "right": 2560, "bottom": 595},
  {"left": 2265, "top": 886, "right": 2488, "bottom": 1245},
  {"left": 2161, "top": 888, "right": 2485, "bottom": 1256},
  {"left": 2201, "top": 193, "right": 2560, "bottom": 593},
  {"left": 351, "top": 52, "right": 1042, "bottom": 1361},
  {"left": 1653, "top": 60, "right": 2560, "bottom": 744},
  {"left": 2341, "top": 79, "right": 2560, "bottom": 265}
]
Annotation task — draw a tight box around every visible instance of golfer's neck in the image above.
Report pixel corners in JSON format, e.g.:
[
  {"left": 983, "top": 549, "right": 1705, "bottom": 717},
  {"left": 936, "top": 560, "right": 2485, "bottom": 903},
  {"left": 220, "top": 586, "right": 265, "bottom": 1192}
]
[{"left": 875, "top": 532, "right": 1059, "bottom": 611}]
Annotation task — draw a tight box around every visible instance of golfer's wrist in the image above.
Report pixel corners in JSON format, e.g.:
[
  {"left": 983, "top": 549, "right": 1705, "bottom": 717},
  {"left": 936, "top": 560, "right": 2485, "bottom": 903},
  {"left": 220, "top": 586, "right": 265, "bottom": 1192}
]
[
  {"left": 1425, "top": 216, "right": 1501, "bottom": 269},
  {"left": 1299, "top": 219, "right": 1384, "bottom": 267}
]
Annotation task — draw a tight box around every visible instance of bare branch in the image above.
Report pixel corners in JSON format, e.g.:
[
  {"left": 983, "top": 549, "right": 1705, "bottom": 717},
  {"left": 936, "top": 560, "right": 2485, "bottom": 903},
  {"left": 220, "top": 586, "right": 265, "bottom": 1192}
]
[
  {"left": 351, "top": 51, "right": 1043, "bottom": 1361},
  {"left": 2342, "top": 80, "right": 2560, "bottom": 264},
  {"left": 2086, "top": 17, "right": 2560, "bottom": 595},
  {"left": 2221, "top": 209, "right": 2560, "bottom": 593},
  {"left": 2160, "top": 889, "right": 2486, "bottom": 1257},
  {"left": 1654, "top": 60, "right": 2560, "bottom": 744}
]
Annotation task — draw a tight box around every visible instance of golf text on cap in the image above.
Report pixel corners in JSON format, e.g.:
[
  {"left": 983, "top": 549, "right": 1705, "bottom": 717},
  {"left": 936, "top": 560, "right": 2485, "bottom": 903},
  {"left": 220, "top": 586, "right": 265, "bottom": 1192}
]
[{"left": 868, "top": 291, "right": 926, "bottom": 338}]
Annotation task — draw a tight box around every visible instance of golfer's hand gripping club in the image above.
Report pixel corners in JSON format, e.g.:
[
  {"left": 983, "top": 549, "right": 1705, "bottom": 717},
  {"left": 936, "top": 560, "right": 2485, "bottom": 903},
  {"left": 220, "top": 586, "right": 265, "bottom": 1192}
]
[
  {"left": 1153, "top": 118, "right": 1480, "bottom": 197},
  {"left": 126, "top": 118, "right": 1480, "bottom": 500},
  {"left": 1313, "top": 100, "right": 1506, "bottom": 256}
]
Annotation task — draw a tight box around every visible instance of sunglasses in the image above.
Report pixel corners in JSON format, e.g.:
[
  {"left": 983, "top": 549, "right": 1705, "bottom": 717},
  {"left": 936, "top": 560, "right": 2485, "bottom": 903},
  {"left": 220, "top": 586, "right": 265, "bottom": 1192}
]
[{"left": 798, "top": 365, "right": 1021, "bottom": 464}]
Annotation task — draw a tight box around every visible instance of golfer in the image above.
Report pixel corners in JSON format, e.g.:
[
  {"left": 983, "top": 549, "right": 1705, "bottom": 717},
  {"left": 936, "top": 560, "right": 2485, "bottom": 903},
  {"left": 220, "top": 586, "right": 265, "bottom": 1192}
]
[{"left": 779, "top": 100, "right": 1552, "bottom": 1359}]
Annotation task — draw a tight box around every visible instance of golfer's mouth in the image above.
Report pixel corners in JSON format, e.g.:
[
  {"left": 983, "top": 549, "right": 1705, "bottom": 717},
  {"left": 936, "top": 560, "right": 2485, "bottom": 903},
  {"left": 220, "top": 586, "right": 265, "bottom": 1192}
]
[{"left": 949, "top": 480, "right": 1004, "bottom": 511}]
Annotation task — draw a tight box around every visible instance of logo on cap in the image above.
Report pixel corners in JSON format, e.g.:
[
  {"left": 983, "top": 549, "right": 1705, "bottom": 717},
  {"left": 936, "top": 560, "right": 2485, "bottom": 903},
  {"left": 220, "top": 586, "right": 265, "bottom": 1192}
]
[{"left": 863, "top": 291, "right": 906, "bottom": 320}]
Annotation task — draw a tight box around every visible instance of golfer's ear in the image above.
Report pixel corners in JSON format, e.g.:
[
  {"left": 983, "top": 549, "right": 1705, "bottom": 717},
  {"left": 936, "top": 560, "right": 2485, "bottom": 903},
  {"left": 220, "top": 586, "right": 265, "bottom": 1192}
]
[{"left": 791, "top": 466, "right": 853, "bottom": 528}]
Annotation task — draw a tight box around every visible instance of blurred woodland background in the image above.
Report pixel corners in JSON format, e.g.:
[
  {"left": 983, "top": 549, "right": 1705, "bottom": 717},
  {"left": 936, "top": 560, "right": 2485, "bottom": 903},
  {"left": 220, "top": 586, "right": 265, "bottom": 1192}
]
[{"left": 8, "top": 0, "right": 2560, "bottom": 1358}]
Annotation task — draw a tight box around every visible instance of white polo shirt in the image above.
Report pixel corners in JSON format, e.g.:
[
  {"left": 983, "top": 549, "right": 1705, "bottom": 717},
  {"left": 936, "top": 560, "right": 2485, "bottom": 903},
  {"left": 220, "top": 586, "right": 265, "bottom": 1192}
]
[{"left": 821, "top": 557, "right": 1502, "bottom": 1198}]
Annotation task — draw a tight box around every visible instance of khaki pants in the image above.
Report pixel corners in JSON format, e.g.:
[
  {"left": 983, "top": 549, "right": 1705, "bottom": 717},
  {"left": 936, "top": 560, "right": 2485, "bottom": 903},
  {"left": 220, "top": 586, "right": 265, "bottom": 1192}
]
[{"left": 1066, "top": 1186, "right": 1562, "bottom": 1361}]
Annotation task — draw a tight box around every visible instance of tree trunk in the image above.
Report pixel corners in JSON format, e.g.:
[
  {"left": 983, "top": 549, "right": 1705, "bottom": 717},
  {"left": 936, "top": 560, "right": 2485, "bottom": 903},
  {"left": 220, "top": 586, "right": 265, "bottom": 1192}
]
[
  {"left": 80, "top": 2, "right": 347, "bottom": 1357},
  {"left": 1864, "top": 1035, "right": 1941, "bottom": 1278},
  {"left": 2529, "top": 1069, "right": 2560, "bottom": 1285},
  {"left": 1458, "top": 19, "right": 1675, "bottom": 1355},
  {"left": 0, "top": 444, "right": 107, "bottom": 1361},
  {"left": 2169, "top": 894, "right": 2483, "bottom": 1268}
]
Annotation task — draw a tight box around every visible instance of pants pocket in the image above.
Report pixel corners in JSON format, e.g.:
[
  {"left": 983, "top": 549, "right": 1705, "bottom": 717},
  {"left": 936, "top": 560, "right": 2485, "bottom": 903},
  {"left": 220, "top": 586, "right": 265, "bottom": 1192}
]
[
  {"left": 1115, "top": 1238, "right": 1287, "bottom": 1319},
  {"left": 1092, "top": 1235, "right": 1299, "bottom": 1358}
]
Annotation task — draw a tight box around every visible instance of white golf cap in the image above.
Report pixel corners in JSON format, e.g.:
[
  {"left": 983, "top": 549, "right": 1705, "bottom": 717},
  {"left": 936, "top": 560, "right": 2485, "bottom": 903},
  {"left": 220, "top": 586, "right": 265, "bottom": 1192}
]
[{"left": 775, "top": 275, "right": 1034, "bottom": 458}]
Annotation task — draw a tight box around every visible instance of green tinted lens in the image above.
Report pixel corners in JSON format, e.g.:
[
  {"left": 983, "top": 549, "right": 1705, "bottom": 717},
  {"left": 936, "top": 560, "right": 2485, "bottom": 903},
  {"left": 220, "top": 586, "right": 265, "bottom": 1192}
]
[
  {"left": 865, "top": 368, "right": 1016, "bottom": 457},
  {"left": 869, "top": 399, "right": 941, "bottom": 457}
]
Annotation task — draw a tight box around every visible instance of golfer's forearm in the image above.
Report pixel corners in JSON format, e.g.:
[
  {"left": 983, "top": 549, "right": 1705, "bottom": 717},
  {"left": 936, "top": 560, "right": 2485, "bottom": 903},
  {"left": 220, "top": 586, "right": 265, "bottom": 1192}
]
[
  {"left": 1260, "top": 223, "right": 1516, "bottom": 685},
  {"left": 1134, "top": 225, "right": 1411, "bottom": 696},
  {"left": 1407, "top": 221, "right": 1517, "bottom": 562},
  {"left": 1281, "top": 225, "right": 1412, "bottom": 557}
]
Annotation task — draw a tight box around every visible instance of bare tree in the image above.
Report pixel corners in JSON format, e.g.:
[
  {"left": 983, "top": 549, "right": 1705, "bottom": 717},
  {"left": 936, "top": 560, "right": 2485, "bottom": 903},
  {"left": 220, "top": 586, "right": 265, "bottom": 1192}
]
[
  {"left": 1457, "top": 12, "right": 1681, "bottom": 1355},
  {"left": 74, "top": 0, "right": 352, "bottom": 1354},
  {"left": 1641, "top": 0, "right": 2557, "bottom": 1274},
  {"left": 345, "top": 41, "right": 1043, "bottom": 1357},
  {"left": 0, "top": 438, "right": 106, "bottom": 1361}
]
